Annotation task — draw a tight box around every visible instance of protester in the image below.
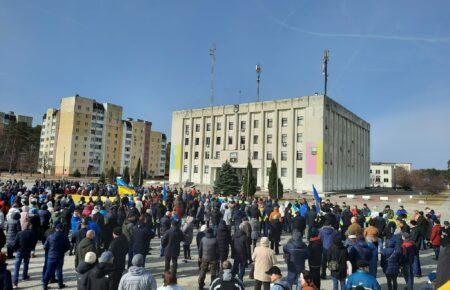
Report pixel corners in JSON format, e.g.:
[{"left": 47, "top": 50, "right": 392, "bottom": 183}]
[
  {"left": 162, "top": 220, "right": 183, "bottom": 276},
  {"left": 43, "top": 223, "right": 70, "bottom": 290},
  {"left": 345, "top": 260, "right": 381, "bottom": 290},
  {"left": 283, "top": 231, "right": 308, "bottom": 288},
  {"left": 118, "top": 253, "right": 157, "bottom": 290},
  {"left": 0, "top": 252, "right": 12, "bottom": 290},
  {"left": 307, "top": 228, "right": 322, "bottom": 290},
  {"left": 429, "top": 220, "right": 441, "bottom": 260},
  {"left": 12, "top": 222, "right": 36, "bottom": 288},
  {"left": 231, "top": 227, "right": 249, "bottom": 281},
  {"left": 265, "top": 266, "right": 290, "bottom": 290},
  {"left": 181, "top": 213, "right": 194, "bottom": 262},
  {"left": 87, "top": 251, "right": 115, "bottom": 290},
  {"left": 252, "top": 237, "right": 277, "bottom": 290},
  {"left": 157, "top": 270, "right": 183, "bottom": 290},
  {"left": 76, "top": 230, "right": 96, "bottom": 268},
  {"left": 327, "top": 236, "right": 349, "bottom": 290},
  {"left": 76, "top": 252, "right": 97, "bottom": 290},
  {"left": 198, "top": 228, "right": 219, "bottom": 289},
  {"left": 210, "top": 260, "right": 245, "bottom": 290},
  {"left": 109, "top": 226, "right": 129, "bottom": 286},
  {"left": 381, "top": 239, "right": 401, "bottom": 290}
]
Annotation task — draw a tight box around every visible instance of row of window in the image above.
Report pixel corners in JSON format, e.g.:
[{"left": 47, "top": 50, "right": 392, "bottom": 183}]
[
  {"left": 185, "top": 116, "right": 304, "bottom": 135},
  {"left": 370, "top": 169, "right": 389, "bottom": 174},
  {"left": 182, "top": 165, "right": 303, "bottom": 178},
  {"left": 184, "top": 150, "right": 303, "bottom": 161},
  {"left": 185, "top": 133, "right": 303, "bottom": 146}
]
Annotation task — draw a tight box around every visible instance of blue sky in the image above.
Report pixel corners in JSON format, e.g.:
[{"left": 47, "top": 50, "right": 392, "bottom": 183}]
[{"left": 1, "top": 0, "right": 449, "bottom": 169}]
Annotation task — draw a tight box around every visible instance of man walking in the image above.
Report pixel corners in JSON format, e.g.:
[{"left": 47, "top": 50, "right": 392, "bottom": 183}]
[
  {"left": 283, "top": 231, "right": 308, "bottom": 288},
  {"left": 43, "top": 223, "right": 70, "bottom": 290},
  {"left": 12, "top": 223, "right": 36, "bottom": 288},
  {"left": 199, "top": 228, "right": 219, "bottom": 289},
  {"left": 161, "top": 220, "right": 183, "bottom": 276}
]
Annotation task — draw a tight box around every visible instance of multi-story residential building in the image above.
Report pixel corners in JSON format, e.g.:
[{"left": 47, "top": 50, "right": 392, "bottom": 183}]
[
  {"left": 38, "top": 108, "right": 60, "bottom": 175},
  {"left": 120, "top": 118, "right": 152, "bottom": 174},
  {"left": 170, "top": 95, "right": 370, "bottom": 192},
  {"left": 0, "top": 111, "right": 33, "bottom": 134},
  {"left": 370, "top": 162, "right": 412, "bottom": 188},
  {"left": 149, "top": 131, "right": 167, "bottom": 177}
]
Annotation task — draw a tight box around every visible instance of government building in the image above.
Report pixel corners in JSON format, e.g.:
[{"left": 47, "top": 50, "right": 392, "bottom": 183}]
[{"left": 169, "top": 95, "right": 370, "bottom": 192}]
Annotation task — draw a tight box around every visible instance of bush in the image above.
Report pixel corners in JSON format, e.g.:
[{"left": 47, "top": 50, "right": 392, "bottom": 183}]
[{"left": 72, "top": 169, "right": 81, "bottom": 177}]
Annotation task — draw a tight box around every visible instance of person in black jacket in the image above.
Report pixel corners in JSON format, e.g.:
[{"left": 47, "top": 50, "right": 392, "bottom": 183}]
[
  {"left": 216, "top": 220, "right": 231, "bottom": 265},
  {"left": 43, "top": 223, "right": 70, "bottom": 290},
  {"left": 132, "top": 218, "right": 151, "bottom": 267},
  {"left": 381, "top": 238, "right": 401, "bottom": 290},
  {"left": 374, "top": 212, "right": 386, "bottom": 253},
  {"left": 162, "top": 220, "right": 183, "bottom": 276},
  {"left": 306, "top": 206, "right": 318, "bottom": 240},
  {"left": 327, "top": 236, "right": 349, "bottom": 290},
  {"left": 268, "top": 218, "right": 282, "bottom": 254},
  {"left": 87, "top": 251, "right": 115, "bottom": 290},
  {"left": 210, "top": 260, "right": 245, "bottom": 290},
  {"left": 283, "top": 230, "right": 308, "bottom": 288},
  {"left": 198, "top": 228, "right": 219, "bottom": 289},
  {"left": 292, "top": 212, "right": 306, "bottom": 238},
  {"left": 160, "top": 212, "right": 172, "bottom": 257},
  {"left": 231, "top": 228, "right": 249, "bottom": 281},
  {"left": 76, "top": 252, "right": 97, "bottom": 290},
  {"left": 308, "top": 228, "right": 323, "bottom": 290},
  {"left": 109, "top": 227, "right": 129, "bottom": 288},
  {"left": 0, "top": 252, "right": 12, "bottom": 290},
  {"left": 12, "top": 223, "right": 36, "bottom": 287}
]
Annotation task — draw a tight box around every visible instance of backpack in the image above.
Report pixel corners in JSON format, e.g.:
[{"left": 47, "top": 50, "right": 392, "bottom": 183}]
[
  {"left": 328, "top": 260, "right": 339, "bottom": 271},
  {"left": 273, "top": 282, "right": 289, "bottom": 290}
]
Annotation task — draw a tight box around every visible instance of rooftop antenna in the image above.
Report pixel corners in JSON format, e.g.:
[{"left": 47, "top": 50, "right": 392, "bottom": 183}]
[
  {"left": 322, "top": 49, "right": 330, "bottom": 96},
  {"left": 209, "top": 44, "right": 216, "bottom": 107},
  {"left": 238, "top": 90, "right": 242, "bottom": 104},
  {"left": 256, "top": 63, "right": 262, "bottom": 102}
]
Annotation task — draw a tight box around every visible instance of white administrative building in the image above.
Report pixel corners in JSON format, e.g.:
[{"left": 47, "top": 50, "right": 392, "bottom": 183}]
[{"left": 169, "top": 95, "right": 370, "bottom": 192}]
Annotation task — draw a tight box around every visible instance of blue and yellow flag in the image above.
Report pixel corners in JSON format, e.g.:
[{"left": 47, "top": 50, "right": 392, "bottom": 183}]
[{"left": 116, "top": 177, "right": 136, "bottom": 196}]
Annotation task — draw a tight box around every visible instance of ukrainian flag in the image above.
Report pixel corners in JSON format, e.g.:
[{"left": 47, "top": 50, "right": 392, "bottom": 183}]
[{"left": 116, "top": 177, "right": 137, "bottom": 196}]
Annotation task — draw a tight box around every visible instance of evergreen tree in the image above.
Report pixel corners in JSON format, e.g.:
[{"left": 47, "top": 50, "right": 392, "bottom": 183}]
[
  {"left": 123, "top": 166, "right": 130, "bottom": 184},
  {"left": 214, "top": 161, "right": 241, "bottom": 195},
  {"left": 268, "top": 160, "right": 283, "bottom": 199},
  {"left": 72, "top": 169, "right": 81, "bottom": 178},
  {"left": 108, "top": 167, "right": 116, "bottom": 184},
  {"left": 98, "top": 172, "right": 106, "bottom": 183},
  {"left": 242, "top": 159, "right": 257, "bottom": 196},
  {"left": 132, "top": 158, "right": 143, "bottom": 186}
]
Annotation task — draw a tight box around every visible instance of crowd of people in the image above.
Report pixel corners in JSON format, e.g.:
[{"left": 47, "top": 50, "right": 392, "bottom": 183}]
[{"left": 0, "top": 178, "right": 449, "bottom": 290}]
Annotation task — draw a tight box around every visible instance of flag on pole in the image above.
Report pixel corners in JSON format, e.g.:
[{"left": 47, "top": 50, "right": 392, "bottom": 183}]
[
  {"left": 162, "top": 183, "right": 167, "bottom": 202},
  {"left": 312, "top": 185, "right": 321, "bottom": 213},
  {"left": 116, "top": 177, "right": 136, "bottom": 196}
]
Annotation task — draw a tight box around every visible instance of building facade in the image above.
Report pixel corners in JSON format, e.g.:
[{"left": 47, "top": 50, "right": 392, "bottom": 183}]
[
  {"left": 0, "top": 111, "right": 33, "bottom": 127},
  {"left": 38, "top": 108, "right": 60, "bottom": 175},
  {"left": 149, "top": 131, "right": 167, "bottom": 178},
  {"left": 170, "top": 95, "right": 370, "bottom": 192},
  {"left": 370, "top": 162, "right": 412, "bottom": 188},
  {"left": 120, "top": 118, "right": 152, "bottom": 174}
]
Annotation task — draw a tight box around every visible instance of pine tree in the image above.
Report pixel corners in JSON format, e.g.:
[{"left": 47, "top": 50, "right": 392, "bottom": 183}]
[
  {"left": 98, "top": 172, "right": 106, "bottom": 183},
  {"left": 123, "top": 166, "right": 130, "bottom": 184},
  {"left": 108, "top": 167, "right": 116, "bottom": 184},
  {"left": 72, "top": 169, "right": 81, "bottom": 177},
  {"left": 214, "top": 161, "right": 241, "bottom": 196},
  {"left": 242, "top": 159, "right": 257, "bottom": 196},
  {"left": 268, "top": 160, "right": 283, "bottom": 199},
  {"left": 132, "top": 158, "right": 143, "bottom": 186}
]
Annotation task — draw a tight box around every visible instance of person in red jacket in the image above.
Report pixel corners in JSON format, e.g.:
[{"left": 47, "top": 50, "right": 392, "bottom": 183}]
[{"left": 430, "top": 220, "right": 442, "bottom": 260}]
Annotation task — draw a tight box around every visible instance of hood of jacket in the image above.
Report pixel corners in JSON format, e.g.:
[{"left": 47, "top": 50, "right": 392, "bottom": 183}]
[
  {"left": 386, "top": 238, "right": 396, "bottom": 248},
  {"left": 234, "top": 229, "right": 246, "bottom": 239},
  {"left": 76, "top": 261, "right": 96, "bottom": 274},
  {"left": 92, "top": 262, "right": 114, "bottom": 278},
  {"left": 222, "top": 269, "right": 233, "bottom": 281},
  {"left": 128, "top": 265, "right": 146, "bottom": 276},
  {"left": 321, "top": 226, "right": 335, "bottom": 235},
  {"left": 79, "top": 237, "right": 94, "bottom": 250}
]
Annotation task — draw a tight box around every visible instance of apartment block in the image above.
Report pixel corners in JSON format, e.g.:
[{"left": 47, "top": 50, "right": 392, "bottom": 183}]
[
  {"left": 38, "top": 108, "right": 60, "bottom": 175},
  {"left": 170, "top": 95, "right": 370, "bottom": 192},
  {"left": 370, "top": 162, "right": 412, "bottom": 188},
  {"left": 149, "top": 131, "right": 167, "bottom": 177},
  {"left": 120, "top": 118, "right": 152, "bottom": 174}
]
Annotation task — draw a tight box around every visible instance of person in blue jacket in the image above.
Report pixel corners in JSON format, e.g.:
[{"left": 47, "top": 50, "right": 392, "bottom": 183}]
[
  {"left": 345, "top": 260, "right": 381, "bottom": 290},
  {"left": 381, "top": 238, "right": 401, "bottom": 290}
]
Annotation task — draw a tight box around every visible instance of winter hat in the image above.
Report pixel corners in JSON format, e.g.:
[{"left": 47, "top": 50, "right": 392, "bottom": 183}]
[
  {"left": 200, "top": 225, "right": 207, "bottom": 232},
  {"left": 113, "top": 227, "right": 122, "bottom": 236},
  {"left": 260, "top": 237, "right": 270, "bottom": 247},
  {"left": 98, "top": 251, "right": 114, "bottom": 263},
  {"left": 84, "top": 252, "right": 97, "bottom": 264},
  {"left": 132, "top": 254, "right": 144, "bottom": 267}
]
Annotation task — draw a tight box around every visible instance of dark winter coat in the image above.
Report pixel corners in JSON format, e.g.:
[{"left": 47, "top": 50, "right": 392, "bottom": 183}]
[
  {"left": 199, "top": 231, "right": 219, "bottom": 261},
  {"left": 6, "top": 213, "right": 21, "bottom": 246},
  {"left": 0, "top": 264, "right": 12, "bottom": 290},
  {"left": 268, "top": 219, "right": 282, "bottom": 243},
  {"left": 210, "top": 207, "right": 221, "bottom": 226},
  {"left": 160, "top": 215, "right": 171, "bottom": 236},
  {"left": 86, "top": 262, "right": 115, "bottom": 290},
  {"left": 109, "top": 234, "right": 129, "bottom": 274},
  {"left": 231, "top": 229, "right": 249, "bottom": 263},
  {"left": 161, "top": 225, "right": 183, "bottom": 257},
  {"left": 292, "top": 215, "right": 306, "bottom": 234},
  {"left": 374, "top": 216, "right": 386, "bottom": 237},
  {"left": 327, "top": 240, "right": 349, "bottom": 280},
  {"left": 436, "top": 245, "right": 450, "bottom": 288},
  {"left": 13, "top": 229, "right": 36, "bottom": 254},
  {"left": 76, "top": 261, "right": 96, "bottom": 290},
  {"left": 319, "top": 226, "right": 339, "bottom": 250},
  {"left": 381, "top": 239, "right": 401, "bottom": 276},
  {"left": 44, "top": 230, "right": 70, "bottom": 260},
  {"left": 308, "top": 237, "right": 323, "bottom": 267},
  {"left": 283, "top": 233, "right": 308, "bottom": 273},
  {"left": 216, "top": 221, "right": 231, "bottom": 261},
  {"left": 132, "top": 223, "right": 151, "bottom": 256},
  {"left": 196, "top": 231, "right": 206, "bottom": 250},
  {"left": 306, "top": 210, "right": 317, "bottom": 228},
  {"left": 76, "top": 238, "right": 96, "bottom": 267}
]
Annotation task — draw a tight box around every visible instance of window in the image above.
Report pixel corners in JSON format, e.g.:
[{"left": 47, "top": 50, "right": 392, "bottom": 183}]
[
  {"left": 195, "top": 124, "right": 200, "bottom": 132},
  {"left": 281, "top": 117, "right": 288, "bottom": 127},
  {"left": 383, "top": 170, "right": 389, "bottom": 174},
  {"left": 215, "top": 151, "right": 221, "bottom": 159},
  {"left": 184, "top": 138, "right": 189, "bottom": 145},
  {"left": 253, "top": 135, "right": 259, "bottom": 144},
  {"left": 296, "top": 151, "right": 303, "bottom": 160},
  {"left": 296, "top": 133, "right": 303, "bottom": 143},
  {"left": 253, "top": 120, "right": 259, "bottom": 128},
  {"left": 297, "top": 116, "right": 304, "bottom": 126},
  {"left": 184, "top": 151, "right": 188, "bottom": 159},
  {"left": 195, "top": 138, "right": 199, "bottom": 145},
  {"left": 267, "top": 134, "right": 273, "bottom": 144},
  {"left": 384, "top": 178, "right": 389, "bottom": 182},
  {"left": 266, "top": 151, "right": 273, "bottom": 160},
  {"left": 240, "top": 136, "right": 246, "bottom": 150},
  {"left": 194, "top": 165, "right": 198, "bottom": 173},
  {"left": 205, "top": 152, "right": 210, "bottom": 159},
  {"left": 369, "top": 169, "right": 373, "bottom": 173},
  {"left": 240, "top": 121, "right": 246, "bottom": 131},
  {"left": 375, "top": 170, "right": 380, "bottom": 174},
  {"left": 267, "top": 119, "right": 273, "bottom": 128},
  {"left": 228, "top": 136, "right": 233, "bottom": 145},
  {"left": 228, "top": 122, "right": 234, "bottom": 130},
  {"left": 281, "top": 168, "right": 287, "bottom": 177},
  {"left": 194, "top": 151, "right": 199, "bottom": 159},
  {"left": 281, "top": 134, "right": 287, "bottom": 146},
  {"left": 376, "top": 176, "right": 381, "bottom": 182},
  {"left": 230, "top": 152, "right": 238, "bottom": 163},
  {"left": 205, "top": 137, "right": 211, "bottom": 147},
  {"left": 281, "top": 151, "right": 287, "bottom": 161},
  {"left": 252, "top": 151, "right": 259, "bottom": 160},
  {"left": 185, "top": 125, "right": 190, "bottom": 135},
  {"left": 206, "top": 123, "right": 211, "bottom": 131},
  {"left": 296, "top": 168, "right": 303, "bottom": 178},
  {"left": 216, "top": 137, "right": 221, "bottom": 145},
  {"left": 204, "top": 166, "right": 209, "bottom": 174},
  {"left": 217, "top": 122, "right": 221, "bottom": 130},
  {"left": 183, "top": 165, "right": 187, "bottom": 173},
  {"left": 311, "top": 147, "right": 317, "bottom": 155}
]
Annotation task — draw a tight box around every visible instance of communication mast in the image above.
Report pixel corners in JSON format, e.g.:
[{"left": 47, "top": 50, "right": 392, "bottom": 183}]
[
  {"left": 322, "top": 49, "right": 330, "bottom": 96},
  {"left": 256, "top": 63, "right": 262, "bottom": 102},
  {"left": 209, "top": 44, "right": 216, "bottom": 107}
]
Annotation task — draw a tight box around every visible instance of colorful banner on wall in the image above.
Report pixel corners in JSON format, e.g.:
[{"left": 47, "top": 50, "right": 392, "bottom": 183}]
[
  {"left": 170, "top": 144, "right": 182, "bottom": 171},
  {"left": 306, "top": 142, "right": 323, "bottom": 175}
]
